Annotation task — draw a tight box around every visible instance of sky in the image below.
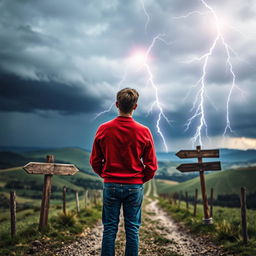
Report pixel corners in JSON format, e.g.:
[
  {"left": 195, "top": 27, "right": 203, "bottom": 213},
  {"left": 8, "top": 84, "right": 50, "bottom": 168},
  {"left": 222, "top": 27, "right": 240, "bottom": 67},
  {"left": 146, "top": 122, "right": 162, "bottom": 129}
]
[{"left": 0, "top": 0, "right": 256, "bottom": 152}]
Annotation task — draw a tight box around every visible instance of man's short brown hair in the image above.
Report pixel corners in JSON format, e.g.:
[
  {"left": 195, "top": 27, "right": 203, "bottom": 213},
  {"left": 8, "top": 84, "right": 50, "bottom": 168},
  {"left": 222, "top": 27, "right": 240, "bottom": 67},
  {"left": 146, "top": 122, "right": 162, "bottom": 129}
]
[{"left": 116, "top": 88, "right": 139, "bottom": 114}]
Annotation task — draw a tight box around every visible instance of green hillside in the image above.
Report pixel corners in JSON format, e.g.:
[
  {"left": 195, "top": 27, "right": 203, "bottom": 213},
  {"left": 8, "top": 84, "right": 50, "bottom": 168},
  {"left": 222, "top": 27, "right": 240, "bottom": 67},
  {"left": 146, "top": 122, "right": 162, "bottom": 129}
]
[
  {"left": 0, "top": 147, "right": 104, "bottom": 207},
  {"left": 0, "top": 152, "right": 31, "bottom": 169},
  {"left": 0, "top": 167, "right": 82, "bottom": 191},
  {"left": 22, "top": 147, "right": 92, "bottom": 171},
  {"left": 157, "top": 166, "right": 256, "bottom": 198},
  {"left": 0, "top": 166, "right": 102, "bottom": 205}
]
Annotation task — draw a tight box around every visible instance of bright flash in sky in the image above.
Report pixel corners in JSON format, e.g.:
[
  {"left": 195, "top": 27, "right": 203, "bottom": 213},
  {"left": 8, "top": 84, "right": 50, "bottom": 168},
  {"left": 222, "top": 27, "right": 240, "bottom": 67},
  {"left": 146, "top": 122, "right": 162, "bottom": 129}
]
[{"left": 127, "top": 49, "right": 149, "bottom": 69}]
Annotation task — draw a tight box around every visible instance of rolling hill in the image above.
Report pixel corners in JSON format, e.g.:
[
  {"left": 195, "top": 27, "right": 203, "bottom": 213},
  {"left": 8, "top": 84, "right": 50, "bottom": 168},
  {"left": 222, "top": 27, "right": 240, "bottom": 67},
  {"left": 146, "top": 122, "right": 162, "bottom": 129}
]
[
  {"left": 0, "top": 147, "right": 102, "bottom": 205},
  {"left": 1, "top": 146, "right": 256, "bottom": 201},
  {"left": 156, "top": 166, "right": 256, "bottom": 198},
  {"left": 0, "top": 147, "right": 93, "bottom": 174},
  {"left": 21, "top": 147, "right": 92, "bottom": 172},
  {"left": 0, "top": 152, "right": 33, "bottom": 169},
  {"left": 0, "top": 165, "right": 102, "bottom": 209},
  {"left": 0, "top": 166, "right": 101, "bottom": 191}
]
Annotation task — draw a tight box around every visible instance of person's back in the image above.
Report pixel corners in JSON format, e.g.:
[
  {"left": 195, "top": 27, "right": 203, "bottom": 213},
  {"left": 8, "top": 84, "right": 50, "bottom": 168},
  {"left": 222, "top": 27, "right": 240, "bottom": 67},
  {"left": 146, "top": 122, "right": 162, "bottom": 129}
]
[{"left": 90, "top": 88, "right": 158, "bottom": 256}]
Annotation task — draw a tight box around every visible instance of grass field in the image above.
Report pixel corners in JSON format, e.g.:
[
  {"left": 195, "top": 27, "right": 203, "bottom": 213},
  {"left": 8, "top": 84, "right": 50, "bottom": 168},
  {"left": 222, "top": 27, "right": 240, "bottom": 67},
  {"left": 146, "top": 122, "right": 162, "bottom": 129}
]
[
  {"left": 0, "top": 160, "right": 103, "bottom": 255},
  {"left": 154, "top": 173, "right": 256, "bottom": 256},
  {"left": 156, "top": 167, "right": 256, "bottom": 198},
  {"left": 0, "top": 166, "right": 102, "bottom": 199},
  {"left": 0, "top": 189, "right": 102, "bottom": 256}
]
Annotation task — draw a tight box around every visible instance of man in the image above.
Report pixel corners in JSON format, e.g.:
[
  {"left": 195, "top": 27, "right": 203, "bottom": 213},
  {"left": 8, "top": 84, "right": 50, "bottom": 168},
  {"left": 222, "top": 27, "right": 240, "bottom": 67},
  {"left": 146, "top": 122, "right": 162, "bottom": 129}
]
[{"left": 90, "top": 88, "right": 158, "bottom": 256}]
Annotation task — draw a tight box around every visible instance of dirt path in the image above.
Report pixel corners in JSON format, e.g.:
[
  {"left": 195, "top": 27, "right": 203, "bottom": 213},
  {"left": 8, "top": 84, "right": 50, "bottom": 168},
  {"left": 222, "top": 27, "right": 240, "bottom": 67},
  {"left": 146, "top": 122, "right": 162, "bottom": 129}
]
[
  {"left": 51, "top": 180, "right": 232, "bottom": 256},
  {"left": 50, "top": 223, "right": 102, "bottom": 256},
  {"left": 142, "top": 198, "right": 232, "bottom": 256}
]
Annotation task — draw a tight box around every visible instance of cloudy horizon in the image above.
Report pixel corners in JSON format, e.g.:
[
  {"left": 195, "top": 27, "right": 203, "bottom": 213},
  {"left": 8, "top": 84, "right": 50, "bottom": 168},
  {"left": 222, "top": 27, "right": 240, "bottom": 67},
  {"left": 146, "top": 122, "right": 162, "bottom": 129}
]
[{"left": 0, "top": 0, "right": 256, "bottom": 152}]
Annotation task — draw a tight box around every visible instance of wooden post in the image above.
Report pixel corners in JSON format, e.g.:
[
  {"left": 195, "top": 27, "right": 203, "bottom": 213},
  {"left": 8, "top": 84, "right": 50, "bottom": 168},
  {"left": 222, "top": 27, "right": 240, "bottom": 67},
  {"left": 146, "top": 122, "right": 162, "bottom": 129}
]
[
  {"left": 185, "top": 191, "right": 189, "bottom": 211},
  {"left": 75, "top": 191, "right": 80, "bottom": 213},
  {"left": 174, "top": 193, "right": 177, "bottom": 205},
  {"left": 240, "top": 187, "right": 248, "bottom": 244},
  {"left": 63, "top": 186, "right": 66, "bottom": 215},
  {"left": 193, "top": 188, "right": 198, "bottom": 217},
  {"left": 93, "top": 190, "right": 97, "bottom": 205},
  {"left": 168, "top": 194, "right": 173, "bottom": 205},
  {"left": 39, "top": 155, "right": 54, "bottom": 231},
  {"left": 87, "top": 190, "right": 91, "bottom": 205},
  {"left": 210, "top": 187, "right": 214, "bottom": 218},
  {"left": 197, "top": 146, "right": 212, "bottom": 224},
  {"left": 10, "top": 191, "right": 16, "bottom": 238},
  {"left": 84, "top": 190, "right": 88, "bottom": 208},
  {"left": 178, "top": 191, "right": 181, "bottom": 209}
]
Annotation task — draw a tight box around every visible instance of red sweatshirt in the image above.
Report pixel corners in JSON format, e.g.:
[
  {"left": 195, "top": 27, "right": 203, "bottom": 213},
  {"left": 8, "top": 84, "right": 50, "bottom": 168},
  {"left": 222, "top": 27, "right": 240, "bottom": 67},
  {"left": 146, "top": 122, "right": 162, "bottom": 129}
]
[{"left": 90, "top": 116, "right": 158, "bottom": 184}]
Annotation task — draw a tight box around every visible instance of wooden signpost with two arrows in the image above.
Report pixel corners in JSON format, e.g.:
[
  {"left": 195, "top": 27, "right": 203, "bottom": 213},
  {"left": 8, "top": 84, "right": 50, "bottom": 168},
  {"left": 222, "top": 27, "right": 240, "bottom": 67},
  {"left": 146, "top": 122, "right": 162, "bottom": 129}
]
[{"left": 176, "top": 145, "right": 221, "bottom": 224}]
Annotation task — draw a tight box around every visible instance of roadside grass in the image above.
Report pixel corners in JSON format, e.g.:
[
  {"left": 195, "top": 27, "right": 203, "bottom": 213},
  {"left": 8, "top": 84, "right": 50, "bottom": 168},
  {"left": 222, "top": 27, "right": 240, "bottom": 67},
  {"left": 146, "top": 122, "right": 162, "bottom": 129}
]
[
  {"left": 158, "top": 197, "right": 256, "bottom": 256},
  {"left": 143, "top": 179, "right": 158, "bottom": 198},
  {"left": 156, "top": 167, "right": 256, "bottom": 198},
  {"left": 0, "top": 198, "right": 102, "bottom": 256}
]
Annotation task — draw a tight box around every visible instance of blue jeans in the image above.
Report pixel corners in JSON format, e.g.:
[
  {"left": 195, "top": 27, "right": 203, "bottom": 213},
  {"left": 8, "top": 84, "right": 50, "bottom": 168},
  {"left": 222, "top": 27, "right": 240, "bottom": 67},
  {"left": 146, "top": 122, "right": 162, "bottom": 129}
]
[{"left": 101, "top": 183, "right": 144, "bottom": 256}]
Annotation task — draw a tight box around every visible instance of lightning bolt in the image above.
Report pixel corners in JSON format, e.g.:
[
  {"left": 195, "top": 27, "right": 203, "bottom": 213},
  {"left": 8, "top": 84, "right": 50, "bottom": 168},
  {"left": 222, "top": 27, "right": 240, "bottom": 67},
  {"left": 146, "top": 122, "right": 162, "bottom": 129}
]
[
  {"left": 94, "top": 35, "right": 170, "bottom": 152},
  {"left": 139, "top": 0, "right": 171, "bottom": 152},
  {"left": 172, "top": 10, "right": 209, "bottom": 19},
  {"left": 93, "top": 71, "right": 127, "bottom": 120},
  {"left": 140, "top": 0, "right": 150, "bottom": 33},
  {"left": 179, "top": 0, "right": 240, "bottom": 146},
  {"left": 142, "top": 34, "right": 171, "bottom": 152},
  {"left": 95, "top": 0, "right": 171, "bottom": 152},
  {"left": 95, "top": 0, "right": 242, "bottom": 150}
]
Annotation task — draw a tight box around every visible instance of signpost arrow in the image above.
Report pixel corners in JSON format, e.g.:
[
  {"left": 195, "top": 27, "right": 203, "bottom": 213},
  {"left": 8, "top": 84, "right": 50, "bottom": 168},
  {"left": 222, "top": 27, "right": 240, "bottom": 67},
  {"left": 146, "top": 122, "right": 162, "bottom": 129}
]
[
  {"left": 176, "top": 149, "right": 219, "bottom": 159},
  {"left": 176, "top": 161, "right": 221, "bottom": 173},
  {"left": 23, "top": 162, "right": 79, "bottom": 176}
]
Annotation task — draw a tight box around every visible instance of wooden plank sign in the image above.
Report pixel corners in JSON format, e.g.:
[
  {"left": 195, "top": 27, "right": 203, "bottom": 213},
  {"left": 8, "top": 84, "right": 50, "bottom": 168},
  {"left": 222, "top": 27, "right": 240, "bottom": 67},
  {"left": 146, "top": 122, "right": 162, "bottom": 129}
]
[
  {"left": 23, "top": 162, "right": 79, "bottom": 175},
  {"left": 23, "top": 155, "right": 79, "bottom": 231},
  {"left": 177, "top": 161, "right": 221, "bottom": 172},
  {"left": 176, "top": 149, "right": 219, "bottom": 159},
  {"left": 175, "top": 146, "right": 221, "bottom": 225}
]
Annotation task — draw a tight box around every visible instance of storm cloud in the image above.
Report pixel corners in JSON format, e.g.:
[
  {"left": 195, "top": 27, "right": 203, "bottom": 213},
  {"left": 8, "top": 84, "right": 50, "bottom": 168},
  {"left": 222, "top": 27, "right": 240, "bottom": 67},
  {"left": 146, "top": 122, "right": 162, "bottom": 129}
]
[
  {"left": 0, "top": 0, "right": 255, "bottom": 150},
  {"left": 0, "top": 74, "right": 99, "bottom": 114}
]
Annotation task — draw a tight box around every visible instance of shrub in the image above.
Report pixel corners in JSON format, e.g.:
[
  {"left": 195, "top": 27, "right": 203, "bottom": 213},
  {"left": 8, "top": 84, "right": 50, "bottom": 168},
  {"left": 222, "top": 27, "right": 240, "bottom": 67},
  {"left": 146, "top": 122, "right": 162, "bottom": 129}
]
[
  {"left": 51, "top": 212, "right": 77, "bottom": 228},
  {"left": 215, "top": 219, "right": 240, "bottom": 242}
]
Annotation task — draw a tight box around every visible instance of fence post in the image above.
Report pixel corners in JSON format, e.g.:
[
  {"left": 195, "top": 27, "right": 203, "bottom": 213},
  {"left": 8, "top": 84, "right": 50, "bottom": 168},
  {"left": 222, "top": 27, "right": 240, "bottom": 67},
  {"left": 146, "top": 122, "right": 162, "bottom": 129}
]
[
  {"left": 10, "top": 191, "right": 16, "bottom": 238},
  {"left": 93, "top": 190, "right": 96, "bottom": 205},
  {"left": 169, "top": 194, "right": 173, "bottom": 205},
  {"left": 62, "top": 186, "right": 66, "bottom": 215},
  {"left": 210, "top": 188, "right": 214, "bottom": 218},
  {"left": 178, "top": 191, "right": 181, "bottom": 209},
  {"left": 185, "top": 191, "right": 189, "bottom": 211},
  {"left": 193, "top": 188, "right": 198, "bottom": 217},
  {"left": 75, "top": 191, "right": 80, "bottom": 213},
  {"left": 240, "top": 187, "right": 248, "bottom": 244},
  {"left": 174, "top": 193, "right": 177, "bottom": 205},
  {"left": 84, "top": 190, "right": 88, "bottom": 208}
]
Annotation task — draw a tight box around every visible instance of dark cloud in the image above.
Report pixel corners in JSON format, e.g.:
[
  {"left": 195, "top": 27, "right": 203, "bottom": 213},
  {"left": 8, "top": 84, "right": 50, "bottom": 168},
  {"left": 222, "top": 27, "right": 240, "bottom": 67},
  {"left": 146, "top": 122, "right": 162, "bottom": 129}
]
[
  {"left": 0, "top": 73, "right": 99, "bottom": 114},
  {"left": 0, "top": 0, "right": 255, "bottom": 150}
]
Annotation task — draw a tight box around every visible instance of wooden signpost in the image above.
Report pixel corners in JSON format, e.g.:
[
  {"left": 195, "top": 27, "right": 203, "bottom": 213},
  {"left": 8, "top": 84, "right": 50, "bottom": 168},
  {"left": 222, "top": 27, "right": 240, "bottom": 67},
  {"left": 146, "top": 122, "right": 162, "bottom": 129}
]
[
  {"left": 176, "top": 145, "right": 221, "bottom": 224},
  {"left": 23, "top": 155, "right": 79, "bottom": 231}
]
